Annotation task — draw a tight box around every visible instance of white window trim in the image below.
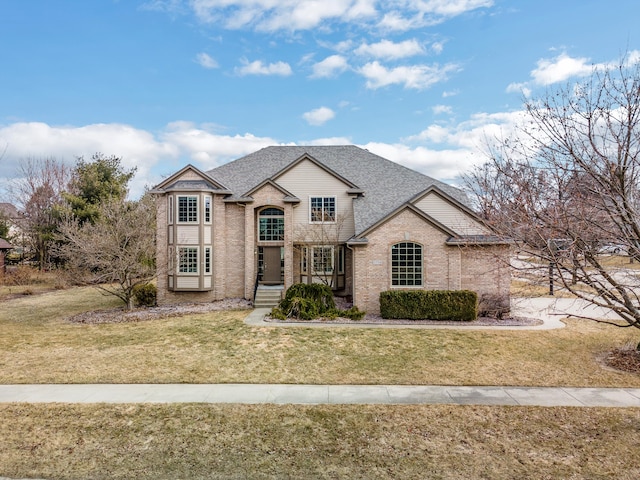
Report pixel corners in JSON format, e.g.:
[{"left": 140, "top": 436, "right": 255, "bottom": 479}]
[
  {"left": 177, "top": 195, "right": 199, "bottom": 224},
  {"left": 168, "top": 196, "right": 174, "bottom": 225},
  {"left": 309, "top": 196, "right": 337, "bottom": 224},
  {"left": 177, "top": 246, "right": 199, "bottom": 275}
]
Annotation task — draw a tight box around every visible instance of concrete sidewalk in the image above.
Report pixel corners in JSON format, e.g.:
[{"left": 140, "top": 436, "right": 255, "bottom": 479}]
[{"left": 1, "top": 384, "right": 639, "bottom": 407}]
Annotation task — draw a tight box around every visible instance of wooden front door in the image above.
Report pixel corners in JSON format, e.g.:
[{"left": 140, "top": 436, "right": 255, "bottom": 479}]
[{"left": 262, "top": 246, "right": 282, "bottom": 284}]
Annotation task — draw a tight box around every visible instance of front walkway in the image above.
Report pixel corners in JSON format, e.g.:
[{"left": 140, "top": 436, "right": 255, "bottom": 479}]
[{"left": 1, "top": 384, "right": 639, "bottom": 407}]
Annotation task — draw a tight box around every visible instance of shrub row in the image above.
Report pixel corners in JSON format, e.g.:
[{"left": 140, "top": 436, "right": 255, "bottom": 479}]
[{"left": 379, "top": 290, "right": 478, "bottom": 321}]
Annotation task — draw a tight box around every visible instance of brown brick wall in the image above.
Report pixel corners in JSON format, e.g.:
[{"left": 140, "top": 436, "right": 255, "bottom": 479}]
[{"left": 351, "top": 208, "right": 509, "bottom": 315}]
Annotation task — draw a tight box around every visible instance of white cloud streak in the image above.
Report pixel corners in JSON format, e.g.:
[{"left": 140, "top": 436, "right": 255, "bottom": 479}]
[
  {"left": 186, "top": 0, "right": 491, "bottom": 33},
  {"left": 359, "top": 61, "right": 460, "bottom": 90},
  {"left": 302, "top": 107, "right": 336, "bottom": 126},
  {"left": 195, "top": 52, "right": 219, "bottom": 69},
  {"left": 354, "top": 39, "right": 424, "bottom": 60},
  {"left": 310, "top": 55, "right": 349, "bottom": 78},
  {"left": 235, "top": 59, "right": 293, "bottom": 76}
]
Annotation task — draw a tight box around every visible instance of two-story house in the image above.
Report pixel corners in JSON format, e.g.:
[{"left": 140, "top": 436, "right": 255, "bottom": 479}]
[{"left": 151, "top": 145, "right": 510, "bottom": 314}]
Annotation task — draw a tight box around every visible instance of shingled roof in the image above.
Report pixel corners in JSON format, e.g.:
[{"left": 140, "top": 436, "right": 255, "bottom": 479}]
[{"left": 207, "top": 145, "right": 469, "bottom": 237}]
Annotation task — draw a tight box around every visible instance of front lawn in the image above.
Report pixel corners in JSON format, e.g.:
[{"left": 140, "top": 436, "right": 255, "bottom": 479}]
[
  {"left": 1, "top": 403, "right": 639, "bottom": 479},
  {"left": 1, "top": 286, "right": 639, "bottom": 387}
]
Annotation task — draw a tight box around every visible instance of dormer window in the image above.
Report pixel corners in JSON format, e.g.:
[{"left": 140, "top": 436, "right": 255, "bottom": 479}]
[
  {"left": 310, "top": 196, "right": 336, "bottom": 223},
  {"left": 178, "top": 196, "right": 198, "bottom": 223}
]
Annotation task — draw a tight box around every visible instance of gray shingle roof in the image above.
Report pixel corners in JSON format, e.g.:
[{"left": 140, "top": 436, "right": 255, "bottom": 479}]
[{"left": 207, "top": 145, "right": 469, "bottom": 237}]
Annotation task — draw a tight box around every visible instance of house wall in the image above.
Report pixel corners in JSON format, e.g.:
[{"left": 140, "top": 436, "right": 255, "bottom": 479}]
[
  {"left": 352, "top": 209, "right": 456, "bottom": 314},
  {"left": 224, "top": 203, "right": 246, "bottom": 298},
  {"left": 276, "top": 159, "right": 356, "bottom": 242},
  {"left": 460, "top": 244, "right": 511, "bottom": 300}
]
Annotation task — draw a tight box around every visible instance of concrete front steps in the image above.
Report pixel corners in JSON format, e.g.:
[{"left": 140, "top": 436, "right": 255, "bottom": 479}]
[{"left": 254, "top": 285, "right": 284, "bottom": 308}]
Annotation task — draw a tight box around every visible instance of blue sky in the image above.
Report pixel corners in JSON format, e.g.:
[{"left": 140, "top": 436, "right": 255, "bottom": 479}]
[{"left": 2, "top": 0, "right": 640, "bottom": 199}]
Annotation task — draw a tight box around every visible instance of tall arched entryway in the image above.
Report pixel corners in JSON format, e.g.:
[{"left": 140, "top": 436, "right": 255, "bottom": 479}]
[{"left": 257, "top": 207, "right": 284, "bottom": 285}]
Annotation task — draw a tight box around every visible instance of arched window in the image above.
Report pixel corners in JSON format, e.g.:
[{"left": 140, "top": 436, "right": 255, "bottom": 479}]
[
  {"left": 258, "top": 207, "right": 284, "bottom": 241},
  {"left": 391, "top": 242, "right": 423, "bottom": 286}
]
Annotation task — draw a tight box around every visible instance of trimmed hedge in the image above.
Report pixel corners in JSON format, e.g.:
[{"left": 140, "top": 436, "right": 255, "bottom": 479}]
[{"left": 379, "top": 290, "right": 478, "bottom": 321}]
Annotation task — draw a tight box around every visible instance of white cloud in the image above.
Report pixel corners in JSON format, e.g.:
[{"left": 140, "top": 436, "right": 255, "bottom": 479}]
[
  {"left": 432, "top": 104, "right": 453, "bottom": 115},
  {"left": 531, "top": 53, "right": 593, "bottom": 86},
  {"left": 310, "top": 55, "right": 349, "bottom": 78},
  {"left": 195, "top": 52, "right": 219, "bottom": 69},
  {"left": 359, "top": 61, "right": 460, "bottom": 90},
  {"left": 302, "top": 107, "right": 336, "bottom": 126},
  {"left": 306, "top": 136, "right": 352, "bottom": 145},
  {"left": 187, "top": 0, "right": 492, "bottom": 33},
  {"left": 0, "top": 121, "right": 280, "bottom": 199},
  {"left": 506, "top": 82, "right": 531, "bottom": 97},
  {"left": 235, "top": 59, "right": 293, "bottom": 76},
  {"left": 354, "top": 39, "right": 424, "bottom": 60},
  {"left": 190, "top": 0, "right": 377, "bottom": 32}
]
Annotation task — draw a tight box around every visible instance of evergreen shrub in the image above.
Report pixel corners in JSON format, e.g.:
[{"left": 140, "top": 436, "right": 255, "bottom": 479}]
[{"left": 379, "top": 290, "right": 477, "bottom": 321}]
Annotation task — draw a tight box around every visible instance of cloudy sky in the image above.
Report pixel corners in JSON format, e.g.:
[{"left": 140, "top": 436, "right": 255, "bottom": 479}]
[{"left": 2, "top": 0, "right": 640, "bottom": 199}]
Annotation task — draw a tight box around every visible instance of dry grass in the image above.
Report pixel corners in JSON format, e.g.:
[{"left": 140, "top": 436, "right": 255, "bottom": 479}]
[
  {"left": 1, "top": 286, "right": 640, "bottom": 387},
  {"left": 1, "top": 403, "right": 639, "bottom": 479},
  {"left": 3, "top": 285, "right": 640, "bottom": 479}
]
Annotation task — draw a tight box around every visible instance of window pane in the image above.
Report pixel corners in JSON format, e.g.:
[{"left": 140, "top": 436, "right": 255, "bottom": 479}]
[
  {"left": 178, "top": 196, "right": 198, "bottom": 223},
  {"left": 391, "top": 242, "right": 423, "bottom": 286},
  {"left": 258, "top": 208, "right": 284, "bottom": 241},
  {"left": 310, "top": 197, "right": 336, "bottom": 223},
  {"left": 178, "top": 247, "right": 198, "bottom": 273}
]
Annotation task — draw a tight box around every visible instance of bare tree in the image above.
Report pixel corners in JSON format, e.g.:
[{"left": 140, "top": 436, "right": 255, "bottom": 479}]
[
  {"left": 56, "top": 194, "right": 156, "bottom": 309},
  {"left": 465, "top": 57, "right": 640, "bottom": 329},
  {"left": 295, "top": 213, "right": 350, "bottom": 289},
  {"left": 10, "top": 157, "right": 70, "bottom": 268}
]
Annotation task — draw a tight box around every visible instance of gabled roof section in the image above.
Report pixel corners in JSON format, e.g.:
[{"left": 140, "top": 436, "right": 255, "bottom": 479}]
[
  {"left": 355, "top": 203, "right": 458, "bottom": 240},
  {"left": 150, "top": 164, "right": 231, "bottom": 194},
  {"left": 244, "top": 179, "right": 301, "bottom": 204},
  {"left": 272, "top": 153, "right": 360, "bottom": 191},
  {"left": 410, "top": 185, "right": 480, "bottom": 219},
  {"left": 0, "top": 238, "right": 13, "bottom": 249},
  {"left": 207, "top": 145, "right": 471, "bottom": 235}
]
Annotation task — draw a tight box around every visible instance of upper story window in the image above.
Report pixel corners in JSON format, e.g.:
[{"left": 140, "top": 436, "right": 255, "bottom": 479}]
[
  {"left": 168, "top": 196, "right": 174, "bottom": 224},
  {"left": 178, "top": 195, "right": 198, "bottom": 223},
  {"left": 310, "top": 196, "right": 336, "bottom": 223},
  {"left": 204, "top": 196, "right": 211, "bottom": 224},
  {"left": 259, "top": 207, "right": 284, "bottom": 241},
  {"left": 391, "top": 242, "right": 423, "bottom": 287}
]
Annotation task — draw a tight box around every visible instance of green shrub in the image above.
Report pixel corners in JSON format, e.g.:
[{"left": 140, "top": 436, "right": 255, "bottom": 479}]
[
  {"left": 133, "top": 282, "right": 157, "bottom": 307},
  {"left": 272, "top": 283, "right": 365, "bottom": 321},
  {"left": 379, "top": 290, "right": 477, "bottom": 321}
]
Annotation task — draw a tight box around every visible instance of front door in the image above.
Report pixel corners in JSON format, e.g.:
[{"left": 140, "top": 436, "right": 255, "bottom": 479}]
[{"left": 262, "top": 246, "right": 283, "bottom": 284}]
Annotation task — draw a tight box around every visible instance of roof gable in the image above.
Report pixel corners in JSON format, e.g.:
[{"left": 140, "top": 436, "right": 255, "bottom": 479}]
[
  {"left": 358, "top": 203, "right": 458, "bottom": 240},
  {"left": 151, "top": 164, "right": 230, "bottom": 194},
  {"left": 273, "top": 154, "right": 360, "bottom": 190},
  {"left": 410, "top": 186, "right": 489, "bottom": 236}
]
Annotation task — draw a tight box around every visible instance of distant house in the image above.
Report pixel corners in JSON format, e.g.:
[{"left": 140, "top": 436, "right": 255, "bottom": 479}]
[
  {"left": 0, "top": 238, "right": 13, "bottom": 273},
  {"left": 151, "top": 146, "right": 510, "bottom": 314},
  {"left": 0, "top": 203, "right": 22, "bottom": 238}
]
